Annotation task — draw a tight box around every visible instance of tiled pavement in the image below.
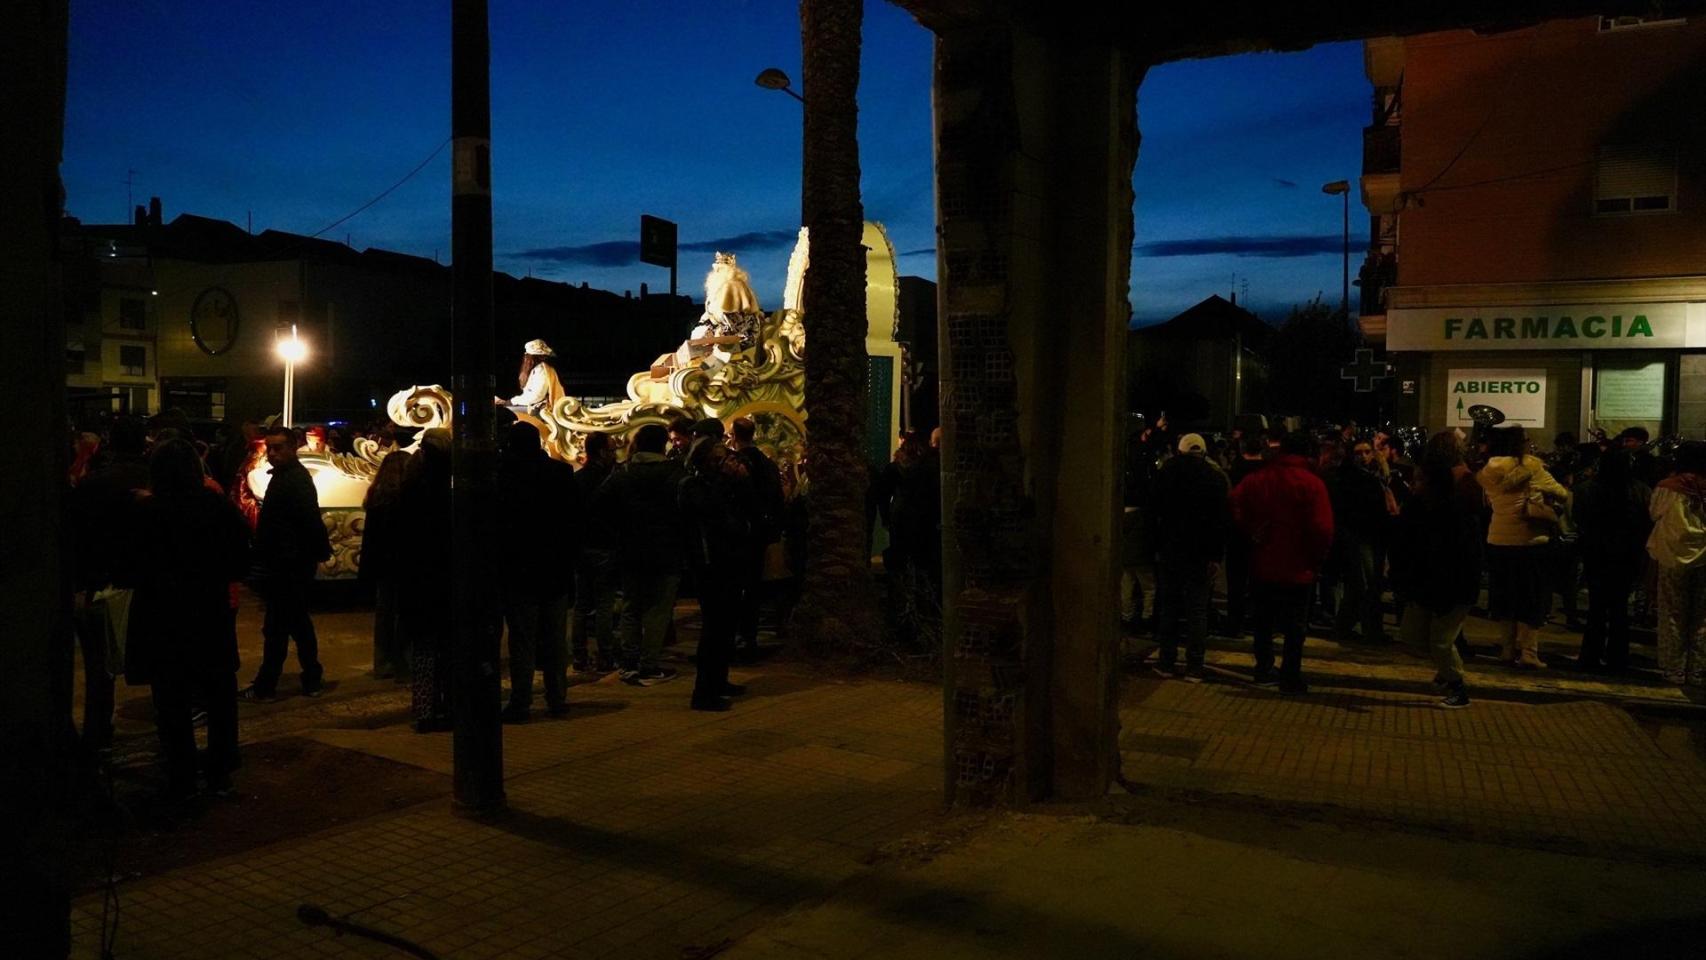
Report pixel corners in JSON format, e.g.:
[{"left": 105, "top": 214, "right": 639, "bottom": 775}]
[
  {"left": 73, "top": 601, "right": 1706, "bottom": 957},
  {"left": 72, "top": 672, "right": 945, "bottom": 959},
  {"left": 1119, "top": 669, "right": 1706, "bottom": 859}
]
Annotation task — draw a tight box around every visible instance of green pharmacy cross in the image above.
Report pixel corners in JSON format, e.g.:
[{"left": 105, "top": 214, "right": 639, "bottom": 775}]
[{"left": 1340, "top": 349, "right": 1389, "bottom": 393}]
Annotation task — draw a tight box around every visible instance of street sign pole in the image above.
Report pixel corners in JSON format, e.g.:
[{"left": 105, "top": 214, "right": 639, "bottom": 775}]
[{"left": 450, "top": 0, "right": 504, "bottom": 815}]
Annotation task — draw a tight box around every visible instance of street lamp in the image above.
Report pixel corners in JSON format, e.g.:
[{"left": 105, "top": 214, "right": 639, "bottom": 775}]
[
  {"left": 275, "top": 323, "right": 307, "bottom": 427},
  {"left": 1322, "top": 180, "right": 1351, "bottom": 320},
  {"left": 755, "top": 67, "right": 804, "bottom": 103}
]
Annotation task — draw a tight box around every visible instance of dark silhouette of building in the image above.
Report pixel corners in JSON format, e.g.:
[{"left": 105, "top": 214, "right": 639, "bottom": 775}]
[
  {"left": 63, "top": 205, "right": 693, "bottom": 423},
  {"left": 1128, "top": 294, "right": 1270, "bottom": 429}
]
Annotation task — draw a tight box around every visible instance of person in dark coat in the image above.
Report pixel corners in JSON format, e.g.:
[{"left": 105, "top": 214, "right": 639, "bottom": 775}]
[
  {"left": 401, "top": 430, "right": 454, "bottom": 731},
  {"left": 1329, "top": 438, "right": 1395, "bottom": 645},
  {"left": 1148, "top": 433, "right": 1231, "bottom": 680},
  {"left": 596, "top": 424, "right": 687, "bottom": 685},
  {"left": 498, "top": 422, "right": 581, "bottom": 721},
  {"left": 1390, "top": 432, "right": 1483, "bottom": 709},
  {"left": 71, "top": 416, "right": 150, "bottom": 751},
  {"left": 727, "top": 417, "right": 785, "bottom": 660},
  {"left": 571, "top": 431, "right": 620, "bottom": 673},
  {"left": 679, "top": 423, "right": 757, "bottom": 711},
  {"left": 1572, "top": 449, "right": 1652, "bottom": 672},
  {"left": 124, "top": 439, "right": 250, "bottom": 798},
  {"left": 1231, "top": 431, "right": 1335, "bottom": 693},
  {"left": 360, "top": 449, "right": 412, "bottom": 680},
  {"left": 243, "top": 426, "right": 331, "bottom": 700}
]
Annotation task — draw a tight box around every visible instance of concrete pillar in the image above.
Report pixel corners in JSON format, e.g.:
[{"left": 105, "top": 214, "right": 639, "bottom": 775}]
[
  {"left": 935, "top": 23, "right": 1142, "bottom": 803},
  {"left": 0, "top": 0, "right": 74, "bottom": 948}
]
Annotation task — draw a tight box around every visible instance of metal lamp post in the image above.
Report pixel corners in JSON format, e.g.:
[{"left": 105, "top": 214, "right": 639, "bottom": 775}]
[
  {"left": 275, "top": 324, "right": 307, "bottom": 426},
  {"left": 1322, "top": 179, "right": 1351, "bottom": 320},
  {"left": 755, "top": 67, "right": 805, "bottom": 103}
]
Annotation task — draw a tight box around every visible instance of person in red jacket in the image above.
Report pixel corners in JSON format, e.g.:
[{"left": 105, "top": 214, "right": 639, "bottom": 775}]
[{"left": 1230, "top": 430, "right": 1335, "bottom": 693}]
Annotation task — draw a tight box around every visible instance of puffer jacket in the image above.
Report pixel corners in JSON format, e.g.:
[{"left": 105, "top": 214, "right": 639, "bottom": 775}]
[
  {"left": 1648, "top": 472, "right": 1706, "bottom": 570},
  {"left": 1477, "top": 455, "right": 1569, "bottom": 546}
]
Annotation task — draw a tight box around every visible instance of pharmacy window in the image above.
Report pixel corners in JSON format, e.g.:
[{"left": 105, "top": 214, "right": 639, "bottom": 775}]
[{"left": 1591, "top": 357, "right": 1667, "bottom": 440}]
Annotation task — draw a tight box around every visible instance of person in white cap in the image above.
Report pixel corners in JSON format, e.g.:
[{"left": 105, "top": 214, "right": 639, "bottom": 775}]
[
  {"left": 503, "top": 339, "right": 562, "bottom": 413},
  {"left": 1147, "top": 431, "right": 1229, "bottom": 681}
]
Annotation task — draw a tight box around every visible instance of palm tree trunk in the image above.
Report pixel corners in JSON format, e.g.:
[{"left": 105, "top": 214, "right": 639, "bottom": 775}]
[{"left": 793, "top": 0, "right": 879, "bottom": 652}]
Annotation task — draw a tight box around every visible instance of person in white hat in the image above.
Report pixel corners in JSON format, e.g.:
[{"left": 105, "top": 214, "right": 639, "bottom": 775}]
[
  {"left": 503, "top": 339, "right": 562, "bottom": 412},
  {"left": 1149, "top": 431, "right": 1229, "bottom": 681}
]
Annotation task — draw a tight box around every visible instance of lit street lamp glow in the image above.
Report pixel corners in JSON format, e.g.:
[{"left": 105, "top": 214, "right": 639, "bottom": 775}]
[
  {"left": 275, "top": 327, "right": 308, "bottom": 364},
  {"left": 276, "top": 324, "right": 306, "bottom": 425}
]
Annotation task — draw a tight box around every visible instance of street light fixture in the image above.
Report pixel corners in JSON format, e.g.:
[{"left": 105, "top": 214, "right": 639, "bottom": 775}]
[
  {"left": 275, "top": 323, "right": 307, "bottom": 426},
  {"left": 1321, "top": 180, "right": 1351, "bottom": 321},
  {"left": 755, "top": 67, "right": 804, "bottom": 103}
]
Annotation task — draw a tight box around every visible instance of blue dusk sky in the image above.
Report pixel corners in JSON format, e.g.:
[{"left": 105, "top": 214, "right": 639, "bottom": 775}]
[{"left": 62, "top": 1, "right": 1366, "bottom": 328}]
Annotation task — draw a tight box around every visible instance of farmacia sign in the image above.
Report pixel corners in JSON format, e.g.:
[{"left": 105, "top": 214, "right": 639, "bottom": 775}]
[{"left": 1387, "top": 302, "right": 1686, "bottom": 351}]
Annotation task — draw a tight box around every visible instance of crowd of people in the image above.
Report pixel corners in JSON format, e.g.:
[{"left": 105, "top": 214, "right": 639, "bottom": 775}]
[
  {"left": 70, "top": 414, "right": 327, "bottom": 800},
  {"left": 86, "top": 382, "right": 1706, "bottom": 798},
  {"left": 65, "top": 398, "right": 831, "bottom": 800},
  {"left": 1126, "top": 417, "right": 1706, "bottom": 708}
]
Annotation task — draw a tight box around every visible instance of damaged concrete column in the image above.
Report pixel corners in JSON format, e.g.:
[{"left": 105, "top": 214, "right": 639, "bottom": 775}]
[{"left": 934, "top": 21, "right": 1142, "bottom": 804}]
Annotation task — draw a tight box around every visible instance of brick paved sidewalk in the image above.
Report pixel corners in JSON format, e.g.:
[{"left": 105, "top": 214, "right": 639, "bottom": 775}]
[
  {"left": 72, "top": 670, "right": 945, "bottom": 960},
  {"left": 1120, "top": 668, "right": 1706, "bottom": 860}
]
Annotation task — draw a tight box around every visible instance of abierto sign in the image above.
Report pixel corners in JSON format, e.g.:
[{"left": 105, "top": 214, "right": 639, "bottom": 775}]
[
  {"left": 1445, "top": 368, "right": 1547, "bottom": 428},
  {"left": 1389, "top": 302, "right": 1686, "bottom": 350}
]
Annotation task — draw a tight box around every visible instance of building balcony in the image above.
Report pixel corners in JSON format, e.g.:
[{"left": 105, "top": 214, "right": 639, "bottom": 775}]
[
  {"left": 1363, "top": 124, "right": 1400, "bottom": 176},
  {"left": 1361, "top": 171, "right": 1401, "bottom": 217},
  {"left": 1358, "top": 254, "right": 1396, "bottom": 318}
]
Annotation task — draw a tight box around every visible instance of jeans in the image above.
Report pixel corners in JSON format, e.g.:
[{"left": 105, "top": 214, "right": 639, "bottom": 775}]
[
  {"left": 1333, "top": 538, "right": 1383, "bottom": 643},
  {"left": 1156, "top": 558, "right": 1212, "bottom": 669},
  {"left": 372, "top": 577, "right": 406, "bottom": 678},
  {"left": 253, "top": 576, "right": 321, "bottom": 694},
  {"left": 572, "top": 548, "right": 618, "bottom": 667},
  {"left": 505, "top": 591, "right": 570, "bottom": 711},
  {"left": 1400, "top": 602, "right": 1469, "bottom": 688},
  {"left": 1224, "top": 540, "right": 1251, "bottom": 637},
  {"left": 1252, "top": 581, "right": 1310, "bottom": 680},
  {"left": 1551, "top": 539, "right": 1582, "bottom": 620},
  {"left": 694, "top": 574, "right": 737, "bottom": 702},
  {"left": 1580, "top": 558, "right": 1636, "bottom": 669},
  {"left": 619, "top": 571, "right": 680, "bottom": 672},
  {"left": 736, "top": 539, "right": 767, "bottom": 648},
  {"left": 152, "top": 662, "right": 239, "bottom": 793},
  {"left": 73, "top": 599, "right": 116, "bottom": 749}
]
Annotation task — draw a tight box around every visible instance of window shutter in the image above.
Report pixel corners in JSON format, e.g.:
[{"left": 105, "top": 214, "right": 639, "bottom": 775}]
[{"left": 1595, "top": 145, "right": 1677, "bottom": 214}]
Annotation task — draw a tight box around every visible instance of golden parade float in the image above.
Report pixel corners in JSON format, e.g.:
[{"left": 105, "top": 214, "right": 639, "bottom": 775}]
[{"left": 245, "top": 222, "right": 906, "bottom": 579}]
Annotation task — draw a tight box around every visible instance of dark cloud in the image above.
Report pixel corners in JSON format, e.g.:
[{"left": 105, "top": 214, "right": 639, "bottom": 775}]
[
  {"left": 1136, "top": 234, "right": 1341, "bottom": 259},
  {"left": 512, "top": 229, "right": 797, "bottom": 267},
  {"left": 1271, "top": 178, "right": 1299, "bottom": 189},
  {"left": 680, "top": 229, "right": 798, "bottom": 253},
  {"left": 900, "top": 247, "right": 936, "bottom": 257},
  {"left": 511, "top": 240, "right": 637, "bottom": 267}
]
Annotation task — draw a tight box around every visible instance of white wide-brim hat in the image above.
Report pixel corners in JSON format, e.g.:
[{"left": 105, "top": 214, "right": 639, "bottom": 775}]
[{"left": 524, "top": 339, "right": 556, "bottom": 357}]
